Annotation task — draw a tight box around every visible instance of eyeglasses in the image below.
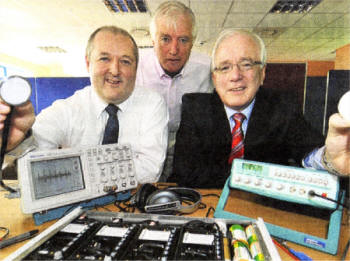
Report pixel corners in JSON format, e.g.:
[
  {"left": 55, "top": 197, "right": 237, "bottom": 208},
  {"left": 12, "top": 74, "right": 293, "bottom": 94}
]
[{"left": 214, "top": 59, "right": 263, "bottom": 74}]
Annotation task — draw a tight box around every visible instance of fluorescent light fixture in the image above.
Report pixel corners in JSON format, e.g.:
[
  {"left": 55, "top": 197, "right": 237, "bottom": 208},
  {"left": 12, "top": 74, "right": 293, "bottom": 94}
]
[
  {"left": 269, "top": 0, "right": 323, "bottom": 14},
  {"left": 103, "top": 0, "right": 147, "bottom": 13}
]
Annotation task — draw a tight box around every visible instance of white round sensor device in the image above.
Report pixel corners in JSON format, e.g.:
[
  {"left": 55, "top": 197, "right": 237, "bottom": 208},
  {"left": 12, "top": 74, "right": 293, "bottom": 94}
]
[
  {"left": 338, "top": 91, "right": 350, "bottom": 122},
  {"left": 0, "top": 76, "right": 32, "bottom": 106}
]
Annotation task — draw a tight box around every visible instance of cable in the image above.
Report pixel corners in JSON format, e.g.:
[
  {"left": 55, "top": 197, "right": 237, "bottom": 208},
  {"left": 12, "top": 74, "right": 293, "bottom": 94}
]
[
  {"left": 0, "top": 107, "right": 16, "bottom": 193},
  {"left": 308, "top": 190, "right": 349, "bottom": 209},
  {"left": 0, "top": 227, "right": 9, "bottom": 241},
  {"left": 272, "top": 238, "right": 300, "bottom": 261},
  {"left": 201, "top": 193, "right": 220, "bottom": 198},
  {"left": 205, "top": 206, "right": 215, "bottom": 217},
  {"left": 341, "top": 239, "right": 350, "bottom": 261}
]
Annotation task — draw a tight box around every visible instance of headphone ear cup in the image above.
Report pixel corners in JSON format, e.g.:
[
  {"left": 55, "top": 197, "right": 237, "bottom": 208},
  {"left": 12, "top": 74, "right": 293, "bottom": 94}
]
[
  {"left": 135, "top": 183, "right": 158, "bottom": 212},
  {"left": 145, "top": 190, "right": 180, "bottom": 214},
  {"left": 146, "top": 190, "right": 179, "bottom": 206}
]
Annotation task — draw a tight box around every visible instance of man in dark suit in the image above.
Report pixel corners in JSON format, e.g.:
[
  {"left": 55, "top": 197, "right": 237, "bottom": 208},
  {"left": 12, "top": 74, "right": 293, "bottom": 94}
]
[{"left": 172, "top": 29, "right": 350, "bottom": 188}]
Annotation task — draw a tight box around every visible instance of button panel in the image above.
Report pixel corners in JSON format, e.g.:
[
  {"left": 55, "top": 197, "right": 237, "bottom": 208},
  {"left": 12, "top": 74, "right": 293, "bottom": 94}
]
[
  {"left": 230, "top": 159, "right": 339, "bottom": 209},
  {"left": 86, "top": 144, "right": 137, "bottom": 194}
]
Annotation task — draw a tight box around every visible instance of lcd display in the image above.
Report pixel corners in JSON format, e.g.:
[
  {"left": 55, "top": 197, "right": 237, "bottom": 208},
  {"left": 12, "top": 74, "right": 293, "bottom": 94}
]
[
  {"left": 242, "top": 163, "right": 263, "bottom": 174},
  {"left": 30, "top": 156, "right": 85, "bottom": 199}
]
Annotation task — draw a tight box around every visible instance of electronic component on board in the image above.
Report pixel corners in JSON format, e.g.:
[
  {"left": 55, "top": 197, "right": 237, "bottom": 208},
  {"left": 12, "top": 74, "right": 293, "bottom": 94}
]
[{"left": 5, "top": 211, "right": 280, "bottom": 261}]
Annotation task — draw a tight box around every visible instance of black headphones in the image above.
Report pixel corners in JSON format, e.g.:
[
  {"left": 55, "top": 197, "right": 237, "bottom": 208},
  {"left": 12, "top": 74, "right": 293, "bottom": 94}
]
[{"left": 130, "top": 184, "right": 202, "bottom": 214}]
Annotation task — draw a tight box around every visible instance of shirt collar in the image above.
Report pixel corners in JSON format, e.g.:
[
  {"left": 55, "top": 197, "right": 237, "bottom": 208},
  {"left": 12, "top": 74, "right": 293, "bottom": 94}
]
[
  {"left": 224, "top": 98, "right": 256, "bottom": 121},
  {"left": 91, "top": 86, "right": 108, "bottom": 118},
  {"left": 92, "top": 85, "right": 131, "bottom": 117}
]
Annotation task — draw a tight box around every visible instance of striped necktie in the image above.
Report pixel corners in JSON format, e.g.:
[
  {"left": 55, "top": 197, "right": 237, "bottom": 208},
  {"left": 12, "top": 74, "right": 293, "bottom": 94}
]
[
  {"left": 228, "top": 113, "right": 246, "bottom": 164},
  {"left": 102, "top": 104, "right": 119, "bottom": 144}
]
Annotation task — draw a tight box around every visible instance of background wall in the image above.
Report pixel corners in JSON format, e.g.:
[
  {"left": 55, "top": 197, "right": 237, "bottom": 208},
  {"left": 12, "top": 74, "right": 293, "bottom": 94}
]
[
  {"left": 307, "top": 61, "right": 335, "bottom": 77},
  {"left": 335, "top": 44, "right": 350, "bottom": 70}
]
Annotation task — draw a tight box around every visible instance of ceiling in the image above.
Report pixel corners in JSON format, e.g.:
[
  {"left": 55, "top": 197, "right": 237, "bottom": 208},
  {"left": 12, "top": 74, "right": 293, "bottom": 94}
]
[{"left": 0, "top": 0, "right": 349, "bottom": 76}]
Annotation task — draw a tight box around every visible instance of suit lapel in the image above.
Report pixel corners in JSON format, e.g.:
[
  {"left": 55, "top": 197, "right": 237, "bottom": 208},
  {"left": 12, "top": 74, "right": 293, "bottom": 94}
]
[
  {"left": 211, "top": 92, "right": 232, "bottom": 145},
  {"left": 245, "top": 88, "right": 271, "bottom": 145}
]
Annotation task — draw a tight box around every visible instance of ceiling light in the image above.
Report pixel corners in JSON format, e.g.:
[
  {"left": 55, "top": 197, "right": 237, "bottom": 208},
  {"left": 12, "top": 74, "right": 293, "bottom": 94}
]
[
  {"left": 131, "top": 28, "right": 149, "bottom": 37},
  {"left": 269, "top": 0, "right": 322, "bottom": 14},
  {"left": 103, "top": 0, "right": 147, "bottom": 13},
  {"left": 253, "top": 27, "right": 286, "bottom": 38},
  {"left": 37, "top": 46, "right": 67, "bottom": 53}
]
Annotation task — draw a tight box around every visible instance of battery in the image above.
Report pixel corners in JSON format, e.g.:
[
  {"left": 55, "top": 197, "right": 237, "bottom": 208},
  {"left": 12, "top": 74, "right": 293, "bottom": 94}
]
[
  {"left": 233, "top": 240, "right": 251, "bottom": 261},
  {"left": 229, "top": 224, "right": 249, "bottom": 248}
]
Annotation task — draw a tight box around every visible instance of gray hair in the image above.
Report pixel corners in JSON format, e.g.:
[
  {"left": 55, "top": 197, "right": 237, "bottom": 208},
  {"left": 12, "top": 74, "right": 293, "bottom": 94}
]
[
  {"left": 86, "top": 25, "right": 139, "bottom": 67},
  {"left": 150, "top": 1, "right": 197, "bottom": 41},
  {"left": 211, "top": 29, "right": 267, "bottom": 72}
]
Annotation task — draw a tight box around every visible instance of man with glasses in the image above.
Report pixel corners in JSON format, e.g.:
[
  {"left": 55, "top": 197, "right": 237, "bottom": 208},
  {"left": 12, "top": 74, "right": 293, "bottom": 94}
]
[{"left": 172, "top": 29, "right": 350, "bottom": 188}]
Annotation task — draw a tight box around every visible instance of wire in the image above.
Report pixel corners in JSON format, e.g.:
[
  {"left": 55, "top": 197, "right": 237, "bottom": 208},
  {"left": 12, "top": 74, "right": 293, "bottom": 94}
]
[
  {"left": 205, "top": 206, "right": 215, "bottom": 217},
  {"left": 97, "top": 205, "right": 112, "bottom": 212},
  {"left": 272, "top": 238, "right": 300, "bottom": 261},
  {"left": 0, "top": 106, "right": 16, "bottom": 193},
  {"left": 341, "top": 239, "right": 350, "bottom": 261},
  {"left": 274, "top": 238, "right": 313, "bottom": 261},
  {"left": 308, "top": 190, "right": 349, "bottom": 209},
  {"left": 201, "top": 193, "right": 220, "bottom": 198},
  {"left": 0, "top": 227, "right": 9, "bottom": 241}
]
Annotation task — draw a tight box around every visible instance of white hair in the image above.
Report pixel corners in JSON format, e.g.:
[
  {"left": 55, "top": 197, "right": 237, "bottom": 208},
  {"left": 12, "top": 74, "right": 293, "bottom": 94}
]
[
  {"left": 211, "top": 29, "right": 267, "bottom": 72},
  {"left": 150, "top": 1, "right": 197, "bottom": 41}
]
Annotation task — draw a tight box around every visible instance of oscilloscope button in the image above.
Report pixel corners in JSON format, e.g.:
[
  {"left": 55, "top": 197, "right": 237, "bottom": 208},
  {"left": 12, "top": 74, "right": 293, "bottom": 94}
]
[{"left": 112, "top": 152, "right": 118, "bottom": 160}]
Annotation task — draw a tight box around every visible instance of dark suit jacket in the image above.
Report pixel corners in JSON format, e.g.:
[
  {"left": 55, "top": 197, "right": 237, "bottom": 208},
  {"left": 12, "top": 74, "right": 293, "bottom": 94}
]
[{"left": 172, "top": 87, "right": 325, "bottom": 188}]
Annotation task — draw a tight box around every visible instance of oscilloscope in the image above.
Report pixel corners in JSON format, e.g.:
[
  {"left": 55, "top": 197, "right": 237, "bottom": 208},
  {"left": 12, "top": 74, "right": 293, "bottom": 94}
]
[{"left": 18, "top": 143, "right": 138, "bottom": 214}]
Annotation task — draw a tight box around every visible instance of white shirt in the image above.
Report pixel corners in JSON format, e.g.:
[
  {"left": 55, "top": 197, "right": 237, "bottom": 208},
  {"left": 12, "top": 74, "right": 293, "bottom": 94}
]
[
  {"left": 136, "top": 48, "right": 212, "bottom": 155},
  {"left": 33, "top": 85, "right": 169, "bottom": 183}
]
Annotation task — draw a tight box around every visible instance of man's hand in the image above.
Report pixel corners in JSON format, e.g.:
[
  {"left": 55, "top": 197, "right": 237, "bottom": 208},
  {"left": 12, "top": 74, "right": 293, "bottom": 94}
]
[
  {"left": 0, "top": 100, "right": 35, "bottom": 151},
  {"left": 324, "top": 113, "right": 350, "bottom": 176}
]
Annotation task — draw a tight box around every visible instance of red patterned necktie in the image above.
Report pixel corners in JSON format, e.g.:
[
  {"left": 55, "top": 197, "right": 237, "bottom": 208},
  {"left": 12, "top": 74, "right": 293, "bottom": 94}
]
[{"left": 228, "top": 113, "right": 246, "bottom": 164}]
